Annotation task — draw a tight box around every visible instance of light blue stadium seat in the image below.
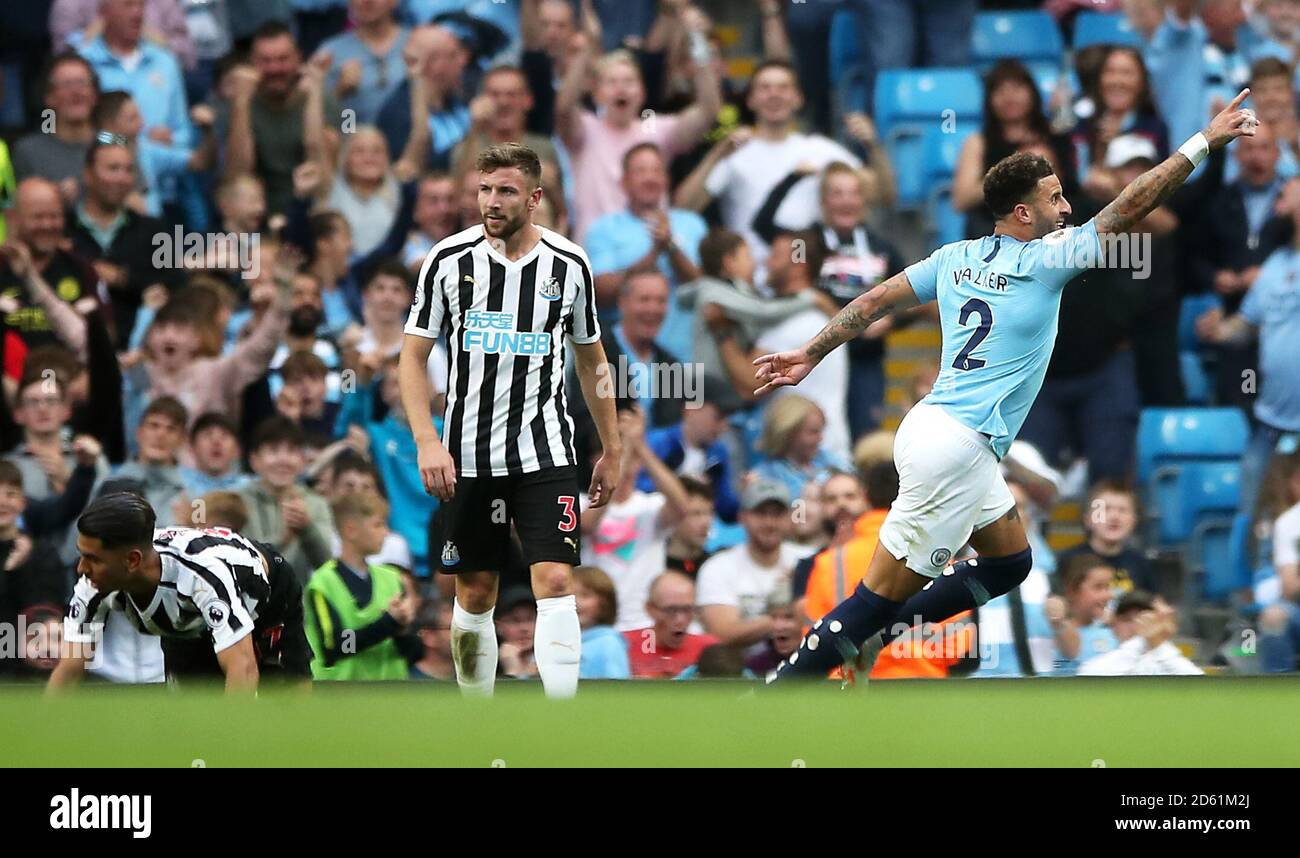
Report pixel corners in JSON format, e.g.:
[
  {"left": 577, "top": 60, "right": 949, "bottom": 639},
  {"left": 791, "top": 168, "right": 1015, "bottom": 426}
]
[
  {"left": 1178, "top": 292, "right": 1222, "bottom": 351},
  {"left": 829, "top": 8, "right": 862, "bottom": 89},
  {"left": 1073, "top": 11, "right": 1143, "bottom": 49},
  {"left": 874, "top": 69, "right": 982, "bottom": 207},
  {"left": 1153, "top": 460, "right": 1240, "bottom": 545},
  {"left": 923, "top": 123, "right": 978, "bottom": 248},
  {"left": 1189, "top": 510, "right": 1253, "bottom": 600},
  {"left": 1179, "top": 352, "right": 1212, "bottom": 405},
  {"left": 873, "top": 68, "right": 983, "bottom": 131},
  {"left": 1025, "top": 60, "right": 1077, "bottom": 107},
  {"left": 1136, "top": 407, "right": 1249, "bottom": 485},
  {"left": 971, "top": 11, "right": 1064, "bottom": 65}
]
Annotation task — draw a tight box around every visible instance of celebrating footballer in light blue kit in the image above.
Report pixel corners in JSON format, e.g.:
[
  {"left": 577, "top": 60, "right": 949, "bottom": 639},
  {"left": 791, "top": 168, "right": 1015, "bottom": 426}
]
[
  {"left": 904, "top": 220, "right": 1102, "bottom": 461},
  {"left": 756, "top": 89, "right": 1261, "bottom": 683}
]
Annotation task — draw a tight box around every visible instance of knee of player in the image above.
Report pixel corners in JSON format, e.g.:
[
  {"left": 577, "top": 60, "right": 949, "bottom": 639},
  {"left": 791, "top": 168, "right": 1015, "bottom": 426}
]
[
  {"left": 456, "top": 573, "right": 499, "bottom": 613},
  {"left": 530, "top": 564, "right": 573, "bottom": 598}
]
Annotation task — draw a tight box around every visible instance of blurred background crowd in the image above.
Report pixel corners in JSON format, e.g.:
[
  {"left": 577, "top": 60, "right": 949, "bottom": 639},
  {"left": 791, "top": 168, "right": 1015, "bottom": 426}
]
[{"left": 0, "top": 0, "right": 1298, "bottom": 684}]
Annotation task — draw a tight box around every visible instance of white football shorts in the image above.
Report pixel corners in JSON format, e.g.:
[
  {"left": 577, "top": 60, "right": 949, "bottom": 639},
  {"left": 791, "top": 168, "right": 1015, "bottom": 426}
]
[{"left": 877, "top": 402, "right": 1016, "bottom": 578}]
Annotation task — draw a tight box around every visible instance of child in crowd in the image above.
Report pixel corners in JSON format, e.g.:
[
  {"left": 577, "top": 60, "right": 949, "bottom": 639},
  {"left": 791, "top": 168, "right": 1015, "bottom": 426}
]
[
  {"left": 1047, "top": 554, "right": 1120, "bottom": 675},
  {"left": 573, "top": 565, "right": 631, "bottom": 679}
]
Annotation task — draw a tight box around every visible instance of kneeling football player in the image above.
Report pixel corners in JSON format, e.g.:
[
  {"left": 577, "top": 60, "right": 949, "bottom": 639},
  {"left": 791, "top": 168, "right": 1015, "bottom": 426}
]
[{"left": 47, "top": 492, "right": 312, "bottom": 693}]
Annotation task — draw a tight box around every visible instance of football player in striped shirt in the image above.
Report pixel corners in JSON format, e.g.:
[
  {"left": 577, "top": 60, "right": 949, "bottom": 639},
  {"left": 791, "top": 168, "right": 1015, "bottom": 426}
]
[
  {"left": 47, "top": 492, "right": 312, "bottom": 693},
  {"left": 399, "top": 143, "right": 622, "bottom": 698}
]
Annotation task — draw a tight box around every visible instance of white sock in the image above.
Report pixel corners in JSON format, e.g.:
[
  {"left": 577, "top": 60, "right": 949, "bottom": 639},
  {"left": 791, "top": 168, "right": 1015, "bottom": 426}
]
[
  {"left": 451, "top": 600, "right": 498, "bottom": 697},
  {"left": 534, "top": 595, "right": 581, "bottom": 699}
]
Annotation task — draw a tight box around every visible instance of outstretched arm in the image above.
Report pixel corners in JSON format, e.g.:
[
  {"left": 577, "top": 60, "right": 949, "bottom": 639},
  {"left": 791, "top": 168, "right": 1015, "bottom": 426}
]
[
  {"left": 752, "top": 271, "right": 921, "bottom": 395},
  {"left": 1095, "top": 88, "right": 1257, "bottom": 236}
]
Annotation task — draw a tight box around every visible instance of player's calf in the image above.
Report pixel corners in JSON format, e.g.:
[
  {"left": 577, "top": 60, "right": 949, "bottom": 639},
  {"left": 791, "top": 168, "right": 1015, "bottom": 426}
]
[{"left": 882, "top": 547, "right": 1033, "bottom": 645}]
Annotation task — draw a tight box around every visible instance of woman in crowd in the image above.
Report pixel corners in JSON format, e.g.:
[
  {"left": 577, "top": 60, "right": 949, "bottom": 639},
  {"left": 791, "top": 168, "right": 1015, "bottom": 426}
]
[
  {"left": 573, "top": 566, "right": 632, "bottom": 680},
  {"left": 751, "top": 394, "right": 850, "bottom": 502},
  {"left": 1070, "top": 45, "right": 1168, "bottom": 185},
  {"left": 952, "top": 59, "right": 1076, "bottom": 239}
]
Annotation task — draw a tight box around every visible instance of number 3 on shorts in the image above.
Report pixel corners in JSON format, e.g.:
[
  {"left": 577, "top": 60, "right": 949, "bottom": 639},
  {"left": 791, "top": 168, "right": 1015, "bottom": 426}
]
[{"left": 557, "top": 496, "right": 577, "bottom": 532}]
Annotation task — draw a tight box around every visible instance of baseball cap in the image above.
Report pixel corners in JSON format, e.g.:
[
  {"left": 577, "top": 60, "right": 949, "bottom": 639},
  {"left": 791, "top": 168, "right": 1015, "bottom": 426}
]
[
  {"left": 1104, "top": 134, "right": 1158, "bottom": 169},
  {"left": 742, "top": 477, "right": 792, "bottom": 511}
]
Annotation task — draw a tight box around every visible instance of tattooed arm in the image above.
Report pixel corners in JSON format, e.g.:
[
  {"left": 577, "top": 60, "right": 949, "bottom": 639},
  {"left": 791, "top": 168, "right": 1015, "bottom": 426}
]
[
  {"left": 1095, "top": 88, "right": 1258, "bottom": 236},
  {"left": 752, "top": 272, "right": 921, "bottom": 395}
]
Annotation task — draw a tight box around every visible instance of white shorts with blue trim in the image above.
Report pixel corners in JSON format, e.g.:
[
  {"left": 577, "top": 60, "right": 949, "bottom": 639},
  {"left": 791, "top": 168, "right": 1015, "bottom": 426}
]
[{"left": 877, "top": 403, "right": 1016, "bottom": 579}]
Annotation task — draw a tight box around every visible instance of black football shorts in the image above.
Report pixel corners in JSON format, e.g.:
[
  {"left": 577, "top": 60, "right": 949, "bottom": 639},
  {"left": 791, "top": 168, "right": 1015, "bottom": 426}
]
[{"left": 433, "top": 466, "right": 582, "bottom": 573}]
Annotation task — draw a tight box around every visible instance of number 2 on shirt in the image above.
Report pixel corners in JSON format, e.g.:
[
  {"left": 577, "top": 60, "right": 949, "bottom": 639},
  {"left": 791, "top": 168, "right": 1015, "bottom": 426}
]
[{"left": 953, "top": 297, "right": 993, "bottom": 371}]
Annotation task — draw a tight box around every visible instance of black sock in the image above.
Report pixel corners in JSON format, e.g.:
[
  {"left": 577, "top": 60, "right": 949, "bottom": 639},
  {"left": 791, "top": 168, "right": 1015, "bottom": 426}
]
[
  {"left": 881, "top": 548, "right": 1033, "bottom": 644},
  {"left": 770, "top": 581, "right": 903, "bottom": 681}
]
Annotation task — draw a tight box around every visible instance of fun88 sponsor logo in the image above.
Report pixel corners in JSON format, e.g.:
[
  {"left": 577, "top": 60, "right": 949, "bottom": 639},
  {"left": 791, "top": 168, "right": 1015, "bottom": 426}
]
[{"left": 463, "top": 310, "right": 552, "bottom": 355}]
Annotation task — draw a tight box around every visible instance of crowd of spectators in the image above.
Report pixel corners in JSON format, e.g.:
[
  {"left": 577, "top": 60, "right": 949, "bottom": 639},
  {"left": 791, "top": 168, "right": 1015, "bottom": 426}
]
[{"left": 0, "top": 0, "right": 1297, "bottom": 684}]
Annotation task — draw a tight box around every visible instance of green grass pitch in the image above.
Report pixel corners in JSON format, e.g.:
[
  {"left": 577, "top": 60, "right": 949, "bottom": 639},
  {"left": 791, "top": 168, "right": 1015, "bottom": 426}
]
[{"left": 2, "top": 677, "right": 1295, "bottom": 767}]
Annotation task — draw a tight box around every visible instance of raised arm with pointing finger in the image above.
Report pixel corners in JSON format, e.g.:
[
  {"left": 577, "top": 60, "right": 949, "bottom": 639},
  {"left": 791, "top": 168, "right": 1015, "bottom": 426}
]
[{"left": 752, "top": 89, "right": 1261, "bottom": 398}]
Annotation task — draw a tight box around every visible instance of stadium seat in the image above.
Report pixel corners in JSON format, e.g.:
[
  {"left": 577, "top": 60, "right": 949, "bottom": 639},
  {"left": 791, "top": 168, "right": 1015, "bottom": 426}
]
[
  {"left": 971, "top": 11, "right": 1064, "bottom": 66},
  {"left": 1072, "top": 11, "right": 1143, "bottom": 49},
  {"left": 1179, "top": 351, "right": 1212, "bottom": 405},
  {"left": 1188, "top": 510, "right": 1253, "bottom": 601},
  {"left": 1178, "top": 292, "right": 1222, "bottom": 351},
  {"left": 829, "top": 8, "right": 863, "bottom": 89},
  {"left": 923, "top": 124, "right": 978, "bottom": 248},
  {"left": 1026, "top": 60, "right": 1077, "bottom": 107},
  {"left": 874, "top": 69, "right": 982, "bottom": 207},
  {"left": 873, "top": 68, "right": 983, "bottom": 131},
  {"left": 1136, "top": 407, "right": 1249, "bottom": 485},
  {"left": 1152, "top": 460, "right": 1240, "bottom": 545}
]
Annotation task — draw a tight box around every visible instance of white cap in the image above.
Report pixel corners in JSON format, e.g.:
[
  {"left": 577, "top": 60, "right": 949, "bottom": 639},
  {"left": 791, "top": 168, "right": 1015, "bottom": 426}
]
[{"left": 1104, "top": 134, "right": 1159, "bottom": 169}]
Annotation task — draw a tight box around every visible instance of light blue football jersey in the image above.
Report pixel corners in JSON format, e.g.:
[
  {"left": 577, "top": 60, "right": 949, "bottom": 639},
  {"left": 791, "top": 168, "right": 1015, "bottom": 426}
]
[{"left": 903, "top": 221, "right": 1102, "bottom": 459}]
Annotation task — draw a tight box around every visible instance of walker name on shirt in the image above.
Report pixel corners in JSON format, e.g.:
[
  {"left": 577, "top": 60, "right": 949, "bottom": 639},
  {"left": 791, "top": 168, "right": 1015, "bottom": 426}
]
[
  {"left": 953, "top": 268, "right": 1009, "bottom": 292},
  {"left": 463, "top": 310, "right": 552, "bottom": 355},
  {"left": 50, "top": 789, "right": 151, "bottom": 839}
]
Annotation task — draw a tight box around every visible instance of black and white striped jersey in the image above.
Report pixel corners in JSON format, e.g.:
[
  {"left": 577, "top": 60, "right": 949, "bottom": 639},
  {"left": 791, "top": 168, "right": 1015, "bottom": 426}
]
[
  {"left": 65, "top": 527, "right": 272, "bottom": 654},
  {"left": 404, "top": 224, "right": 601, "bottom": 477}
]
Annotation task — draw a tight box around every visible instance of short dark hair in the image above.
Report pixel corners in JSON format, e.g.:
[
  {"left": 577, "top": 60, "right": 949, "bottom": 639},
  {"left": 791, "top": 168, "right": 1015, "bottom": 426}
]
[
  {"left": 43, "top": 52, "right": 99, "bottom": 99},
  {"left": 749, "top": 59, "right": 800, "bottom": 91},
  {"left": 332, "top": 451, "right": 386, "bottom": 497},
  {"left": 91, "top": 90, "right": 133, "bottom": 129},
  {"left": 864, "top": 461, "right": 899, "bottom": 509},
  {"left": 251, "top": 20, "right": 295, "bottom": 46},
  {"left": 483, "top": 64, "right": 530, "bottom": 92},
  {"left": 622, "top": 141, "right": 664, "bottom": 173},
  {"left": 698, "top": 228, "right": 747, "bottom": 279},
  {"left": 250, "top": 415, "right": 305, "bottom": 453},
  {"left": 0, "top": 460, "right": 23, "bottom": 491},
  {"left": 364, "top": 259, "right": 414, "bottom": 293},
  {"left": 152, "top": 299, "right": 197, "bottom": 329},
  {"left": 1114, "top": 589, "right": 1157, "bottom": 618},
  {"left": 1060, "top": 552, "right": 1113, "bottom": 593},
  {"left": 476, "top": 143, "right": 542, "bottom": 186},
  {"left": 78, "top": 492, "right": 156, "bottom": 549},
  {"left": 982, "top": 152, "right": 1056, "bottom": 219},
  {"left": 279, "top": 350, "right": 329, "bottom": 383},
  {"left": 1251, "top": 56, "right": 1291, "bottom": 84},
  {"left": 191, "top": 411, "right": 238, "bottom": 441},
  {"left": 142, "top": 396, "right": 189, "bottom": 428},
  {"left": 679, "top": 475, "right": 715, "bottom": 503}
]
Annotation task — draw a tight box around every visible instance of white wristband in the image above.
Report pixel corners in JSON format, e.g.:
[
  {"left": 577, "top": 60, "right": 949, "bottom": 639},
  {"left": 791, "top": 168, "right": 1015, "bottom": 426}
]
[{"left": 1178, "top": 132, "right": 1210, "bottom": 167}]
